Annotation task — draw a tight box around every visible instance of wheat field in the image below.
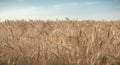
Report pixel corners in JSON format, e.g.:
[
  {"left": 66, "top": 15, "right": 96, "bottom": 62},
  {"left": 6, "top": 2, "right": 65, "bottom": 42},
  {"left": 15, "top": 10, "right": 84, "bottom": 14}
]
[{"left": 0, "top": 20, "right": 120, "bottom": 65}]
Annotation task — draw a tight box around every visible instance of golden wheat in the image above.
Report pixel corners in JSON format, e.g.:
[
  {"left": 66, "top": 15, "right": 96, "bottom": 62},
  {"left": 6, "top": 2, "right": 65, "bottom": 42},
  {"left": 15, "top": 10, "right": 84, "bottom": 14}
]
[{"left": 0, "top": 20, "right": 120, "bottom": 65}]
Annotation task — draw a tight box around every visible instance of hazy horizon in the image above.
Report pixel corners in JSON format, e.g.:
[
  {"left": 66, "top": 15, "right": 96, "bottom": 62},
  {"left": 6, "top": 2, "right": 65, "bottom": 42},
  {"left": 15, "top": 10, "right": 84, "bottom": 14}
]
[{"left": 0, "top": 0, "right": 120, "bottom": 20}]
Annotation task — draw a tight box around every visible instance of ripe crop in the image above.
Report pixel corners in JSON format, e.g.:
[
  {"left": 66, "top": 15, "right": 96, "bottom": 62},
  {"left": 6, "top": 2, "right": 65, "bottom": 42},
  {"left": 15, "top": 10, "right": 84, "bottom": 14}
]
[{"left": 0, "top": 20, "right": 120, "bottom": 65}]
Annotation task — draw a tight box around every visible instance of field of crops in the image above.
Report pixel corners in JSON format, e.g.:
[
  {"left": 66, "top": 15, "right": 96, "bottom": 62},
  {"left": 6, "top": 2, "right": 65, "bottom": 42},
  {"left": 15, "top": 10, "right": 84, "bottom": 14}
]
[{"left": 0, "top": 20, "right": 120, "bottom": 65}]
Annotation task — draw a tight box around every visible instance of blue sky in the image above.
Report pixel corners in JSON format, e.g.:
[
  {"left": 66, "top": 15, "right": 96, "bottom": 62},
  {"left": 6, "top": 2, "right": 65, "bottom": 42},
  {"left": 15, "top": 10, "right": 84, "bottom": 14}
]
[{"left": 0, "top": 0, "right": 120, "bottom": 20}]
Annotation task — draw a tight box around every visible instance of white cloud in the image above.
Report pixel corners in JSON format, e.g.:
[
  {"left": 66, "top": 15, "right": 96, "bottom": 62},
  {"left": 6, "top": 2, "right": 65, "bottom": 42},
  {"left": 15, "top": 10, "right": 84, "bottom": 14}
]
[
  {"left": 52, "top": 1, "right": 99, "bottom": 9},
  {"left": 1, "top": 7, "right": 35, "bottom": 15},
  {"left": 52, "top": 5, "right": 62, "bottom": 9},
  {"left": 0, "top": 6, "right": 63, "bottom": 20},
  {"left": 64, "top": 2, "right": 79, "bottom": 6},
  {"left": 52, "top": 2, "right": 80, "bottom": 9},
  {"left": 16, "top": 0, "right": 24, "bottom": 1},
  {"left": 85, "top": 1, "right": 99, "bottom": 5},
  {"left": 0, "top": 7, "right": 37, "bottom": 20}
]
